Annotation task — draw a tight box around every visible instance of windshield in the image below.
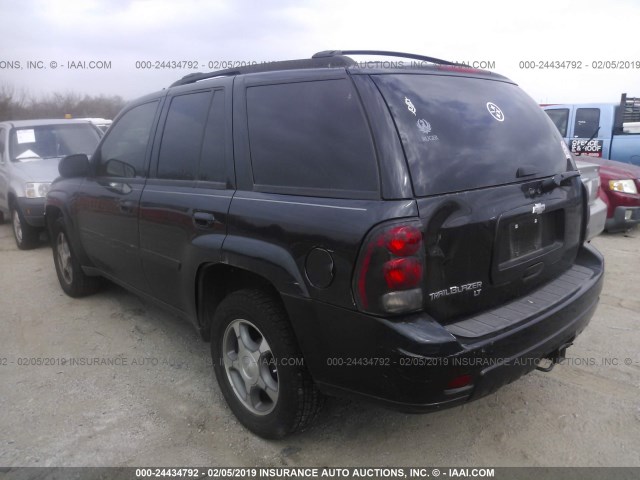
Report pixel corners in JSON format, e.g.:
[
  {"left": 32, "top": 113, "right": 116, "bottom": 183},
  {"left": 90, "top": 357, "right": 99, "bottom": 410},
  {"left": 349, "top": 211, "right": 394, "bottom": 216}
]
[
  {"left": 9, "top": 123, "right": 101, "bottom": 162},
  {"left": 372, "top": 74, "right": 569, "bottom": 196}
]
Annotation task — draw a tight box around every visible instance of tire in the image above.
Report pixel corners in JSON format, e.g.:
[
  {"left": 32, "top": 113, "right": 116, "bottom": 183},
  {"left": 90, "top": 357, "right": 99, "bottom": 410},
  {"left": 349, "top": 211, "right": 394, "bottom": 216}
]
[
  {"left": 51, "top": 217, "right": 102, "bottom": 297},
  {"left": 211, "top": 289, "right": 323, "bottom": 438},
  {"left": 11, "top": 205, "right": 40, "bottom": 250}
]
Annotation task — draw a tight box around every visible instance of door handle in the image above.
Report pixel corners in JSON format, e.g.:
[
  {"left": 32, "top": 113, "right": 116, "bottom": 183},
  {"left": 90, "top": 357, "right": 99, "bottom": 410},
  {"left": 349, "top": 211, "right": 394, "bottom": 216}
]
[{"left": 193, "top": 211, "right": 215, "bottom": 228}]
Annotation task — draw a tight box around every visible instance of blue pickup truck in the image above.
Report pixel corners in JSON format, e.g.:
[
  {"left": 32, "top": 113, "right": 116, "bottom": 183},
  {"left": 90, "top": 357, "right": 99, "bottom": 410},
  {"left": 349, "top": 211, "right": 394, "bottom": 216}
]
[
  {"left": 543, "top": 94, "right": 640, "bottom": 166},
  {"left": 544, "top": 95, "right": 640, "bottom": 232}
]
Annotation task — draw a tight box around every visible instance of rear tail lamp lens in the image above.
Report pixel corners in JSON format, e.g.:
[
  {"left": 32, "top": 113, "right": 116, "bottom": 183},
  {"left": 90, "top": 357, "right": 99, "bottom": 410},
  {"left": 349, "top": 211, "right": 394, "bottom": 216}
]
[
  {"left": 384, "top": 258, "right": 422, "bottom": 289},
  {"left": 387, "top": 226, "right": 422, "bottom": 256},
  {"left": 354, "top": 220, "right": 425, "bottom": 315}
]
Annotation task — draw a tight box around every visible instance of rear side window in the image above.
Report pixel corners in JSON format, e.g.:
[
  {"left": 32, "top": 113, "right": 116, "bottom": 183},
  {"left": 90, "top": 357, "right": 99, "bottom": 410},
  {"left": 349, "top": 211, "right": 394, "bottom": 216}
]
[
  {"left": 199, "top": 90, "right": 226, "bottom": 183},
  {"left": 574, "top": 108, "right": 600, "bottom": 138},
  {"left": 246, "top": 79, "right": 378, "bottom": 196},
  {"left": 372, "top": 74, "right": 568, "bottom": 197},
  {"left": 545, "top": 109, "right": 569, "bottom": 137},
  {"left": 158, "top": 91, "right": 211, "bottom": 180},
  {"left": 97, "top": 101, "right": 158, "bottom": 177}
]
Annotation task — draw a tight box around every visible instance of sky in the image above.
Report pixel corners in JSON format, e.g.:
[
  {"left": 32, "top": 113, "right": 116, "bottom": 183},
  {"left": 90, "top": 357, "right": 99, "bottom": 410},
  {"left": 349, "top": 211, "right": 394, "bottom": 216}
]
[{"left": 1, "top": 0, "right": 639, "bottom": 105}]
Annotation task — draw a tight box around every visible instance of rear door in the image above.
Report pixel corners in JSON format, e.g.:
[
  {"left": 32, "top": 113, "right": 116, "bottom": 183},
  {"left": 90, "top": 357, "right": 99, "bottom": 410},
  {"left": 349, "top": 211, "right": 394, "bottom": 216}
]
[
  {"left": 370, "top": 73, "right": 584, "bottom": 322},
  {"left": 139, "top": 82, "right": 234, "bottom": 312}
]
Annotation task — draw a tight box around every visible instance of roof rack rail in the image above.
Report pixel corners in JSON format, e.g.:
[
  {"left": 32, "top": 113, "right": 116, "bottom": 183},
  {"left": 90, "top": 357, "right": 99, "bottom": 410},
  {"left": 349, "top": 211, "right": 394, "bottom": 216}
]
[
  {"left": 170, "top": 55, "right": 357, "bottom": 87},
  {"left": 312, "top": 49, "right": 459, "bottom": 66},
  {"left": 170, "top": 50, "right": 461, "bottom": 88}
]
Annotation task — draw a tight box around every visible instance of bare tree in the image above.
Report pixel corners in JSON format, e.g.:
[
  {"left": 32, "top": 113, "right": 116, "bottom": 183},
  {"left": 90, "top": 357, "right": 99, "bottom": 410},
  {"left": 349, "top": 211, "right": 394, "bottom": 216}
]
[{"left": 0, "top": 84, "right": 126, "bottom": 122}]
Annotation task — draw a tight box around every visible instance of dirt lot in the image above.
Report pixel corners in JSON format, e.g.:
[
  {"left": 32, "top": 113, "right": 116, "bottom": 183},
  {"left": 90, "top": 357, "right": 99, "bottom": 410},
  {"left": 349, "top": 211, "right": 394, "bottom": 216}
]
[{"left": 0, "top": 222, "right": 639, "bottom": 468}]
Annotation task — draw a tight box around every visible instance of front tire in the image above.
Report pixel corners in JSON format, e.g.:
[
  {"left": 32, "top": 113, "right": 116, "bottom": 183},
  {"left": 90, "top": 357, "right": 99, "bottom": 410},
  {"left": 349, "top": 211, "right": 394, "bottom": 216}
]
[
  {"left": 11, "top": 205, "right": 40, "bottom": 250},
  {"left": 211, "top": 289, "right": 323, "bottom": 438},
  {"left": 51, "top": 218, "right": 101, "bottom": 297}
]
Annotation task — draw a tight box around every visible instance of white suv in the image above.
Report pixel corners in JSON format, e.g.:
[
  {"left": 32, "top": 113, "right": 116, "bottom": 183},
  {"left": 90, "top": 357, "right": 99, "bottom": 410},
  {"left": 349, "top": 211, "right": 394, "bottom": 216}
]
[{"left": 0, "top": 119, "right": 101, "bottom": 249}]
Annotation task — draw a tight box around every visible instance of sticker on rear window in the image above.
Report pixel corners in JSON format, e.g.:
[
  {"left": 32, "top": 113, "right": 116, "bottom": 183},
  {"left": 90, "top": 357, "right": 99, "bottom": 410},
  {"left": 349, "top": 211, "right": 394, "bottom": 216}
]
[
  {"left": 404, "top": 97, "right": 417, "bottom": 116},
  {"left": 486, "top": 102, "right": 504, "bottom": 122},
  {"left": 16, "top": 129, "right": 36, "bottom": 144},
  {"left": 417, "top": 119, "right": 439, "bottom": 142}
]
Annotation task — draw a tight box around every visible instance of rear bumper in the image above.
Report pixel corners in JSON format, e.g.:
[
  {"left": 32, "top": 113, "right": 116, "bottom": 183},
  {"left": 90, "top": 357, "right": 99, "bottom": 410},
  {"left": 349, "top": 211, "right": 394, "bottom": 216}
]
[
  {"left": 16, "top": 197, "right": 46, "bottom": 227},
  {"left": 285, "top": 244, "right": 604, "bottom": 411},
  {"left": 605, "top": 205, "right": 640, "bottom": 232}
]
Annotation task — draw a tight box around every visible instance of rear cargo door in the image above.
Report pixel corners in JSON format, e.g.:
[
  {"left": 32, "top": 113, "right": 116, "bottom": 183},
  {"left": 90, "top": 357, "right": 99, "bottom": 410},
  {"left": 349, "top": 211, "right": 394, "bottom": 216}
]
[{"left": 371, "top": 73, "right": 584, "bottom": 322}]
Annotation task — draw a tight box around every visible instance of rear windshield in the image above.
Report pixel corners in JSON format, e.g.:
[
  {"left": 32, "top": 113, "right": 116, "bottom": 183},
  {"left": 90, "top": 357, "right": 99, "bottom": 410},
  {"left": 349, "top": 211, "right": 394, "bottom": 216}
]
[
  {"left": 371, "top": 74, "right": 569, "bottom": 196},
  {"left": 10, "top": 123, "right": 101, "bottom": 162}
]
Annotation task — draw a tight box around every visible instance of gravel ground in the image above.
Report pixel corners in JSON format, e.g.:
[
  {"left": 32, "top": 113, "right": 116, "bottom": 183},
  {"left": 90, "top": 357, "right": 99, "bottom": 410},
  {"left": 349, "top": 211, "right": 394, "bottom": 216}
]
[{"left": 0, "top": 222, "right": 639, "bottom": 467}]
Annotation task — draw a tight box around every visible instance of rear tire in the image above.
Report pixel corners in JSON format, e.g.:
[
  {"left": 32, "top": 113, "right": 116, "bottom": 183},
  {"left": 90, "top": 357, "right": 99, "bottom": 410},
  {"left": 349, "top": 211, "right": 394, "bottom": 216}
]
[
  {"left": 51, "top": 217, "right": 102, "bottom": 297},
  {"left": 11, "top": 205, "right": 40, "bottom": 250},
  {"left": 211, "top": 289, "right": 323, "bottom": 438}
]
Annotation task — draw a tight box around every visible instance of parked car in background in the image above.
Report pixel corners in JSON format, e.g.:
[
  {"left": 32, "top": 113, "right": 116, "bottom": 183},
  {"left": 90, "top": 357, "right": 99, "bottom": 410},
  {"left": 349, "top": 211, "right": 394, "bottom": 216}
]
[
  {"left": 0, "top": 119, "right": 102, "bottom": 249},
  {"left": 542, "top": 99, "right": 640, "bottom": 233},
  {"left": 587, "top": 157, "right": 640, "bottom": 232},
  {"left": 575, "top": 159, "right": 607, "bottom": 239},
  {"left": 46, "top": 50, "right": 604, "bottom": 438},
  {"left": 542, "top": 94, "right": 640, "bottom": 166}
]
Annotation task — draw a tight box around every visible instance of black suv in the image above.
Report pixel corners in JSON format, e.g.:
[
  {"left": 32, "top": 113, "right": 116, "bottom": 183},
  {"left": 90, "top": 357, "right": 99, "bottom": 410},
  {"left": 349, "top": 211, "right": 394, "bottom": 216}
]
[{"left": 46, "top": 50, "right": 604, "bottom": 438}]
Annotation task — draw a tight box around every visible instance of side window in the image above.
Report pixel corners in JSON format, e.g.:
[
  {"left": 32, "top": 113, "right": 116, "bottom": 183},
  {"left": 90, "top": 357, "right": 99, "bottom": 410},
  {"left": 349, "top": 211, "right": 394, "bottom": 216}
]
[
  {"left": 246, "top": 79, "right": 378, "bottom": 196},
  {"left": 157, "top": 91, "right": 211, "bottom": 181},
  {"left": 198, "top": 90, "right": 226, "bottom": 183},
  {"left": 574, "top": 108, "right": 600, "bottom": 138},
  {"left": 97, "top": 101, "right": 158, "bottom": 177},
  {"left": 545, "top": 109, "right": 569, "bottom": 137}
]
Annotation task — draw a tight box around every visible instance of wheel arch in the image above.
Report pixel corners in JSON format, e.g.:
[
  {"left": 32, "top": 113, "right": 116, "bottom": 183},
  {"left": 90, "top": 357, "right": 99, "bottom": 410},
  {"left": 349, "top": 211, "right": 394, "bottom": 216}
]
[
  {"left": 45, "top": 201, "right": 94, "bottom": 269},
  {"left": 196, "top": 263, "right": 291, "bottom": 342}
]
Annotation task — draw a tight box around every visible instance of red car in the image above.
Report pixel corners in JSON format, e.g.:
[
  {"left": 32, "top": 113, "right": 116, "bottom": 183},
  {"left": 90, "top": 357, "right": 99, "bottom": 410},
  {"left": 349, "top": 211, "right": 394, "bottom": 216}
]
[{"left": 585, "top": 157, "right": 640, "bottom": 232}]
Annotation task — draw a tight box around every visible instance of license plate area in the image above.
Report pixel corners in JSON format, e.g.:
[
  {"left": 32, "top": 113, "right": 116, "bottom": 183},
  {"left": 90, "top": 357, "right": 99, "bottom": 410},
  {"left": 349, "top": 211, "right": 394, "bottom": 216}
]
[
  {"left": 509, "top": 216, "right": 542, "bottom": 259},
  {"left": 493, "top": 208, "right": 565, "bottom": 279}
]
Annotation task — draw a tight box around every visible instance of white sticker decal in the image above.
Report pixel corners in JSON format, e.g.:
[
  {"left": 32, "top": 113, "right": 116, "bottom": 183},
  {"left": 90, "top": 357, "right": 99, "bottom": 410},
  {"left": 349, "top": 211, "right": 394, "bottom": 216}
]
[
  {"left": 16, "top": 129, "right": 36, "bottom": 144},
  {"left": 417, "top": 119, "right": 439, "bottom": 142},
  {"left": 404, "top": 97, "right": 417, "bottom": 116},
  {"left": 417, "top": 119, "right": 431, "bottom": 134},
  {"left": 486, "top": 102, "right": 504, "bottom": 122}
]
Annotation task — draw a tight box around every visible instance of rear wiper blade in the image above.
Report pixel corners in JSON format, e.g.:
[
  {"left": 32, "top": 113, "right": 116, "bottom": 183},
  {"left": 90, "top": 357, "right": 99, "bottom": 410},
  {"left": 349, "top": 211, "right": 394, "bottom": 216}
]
[{"left": 540, "top": 171, "right": 581, "bottom": 193}]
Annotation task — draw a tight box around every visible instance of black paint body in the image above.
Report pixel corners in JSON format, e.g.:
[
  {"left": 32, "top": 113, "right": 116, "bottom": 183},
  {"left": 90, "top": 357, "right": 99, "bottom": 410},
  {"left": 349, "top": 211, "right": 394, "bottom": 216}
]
[{"left": 46, "top": 62, "right": 604, "bottom": 410}]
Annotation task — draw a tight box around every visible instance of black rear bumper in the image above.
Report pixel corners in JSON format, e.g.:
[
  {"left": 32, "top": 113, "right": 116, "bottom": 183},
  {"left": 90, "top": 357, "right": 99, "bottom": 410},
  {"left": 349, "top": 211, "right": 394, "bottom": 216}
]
[{"left": 284, "top": 243, "right": 604, "bottom": 411}]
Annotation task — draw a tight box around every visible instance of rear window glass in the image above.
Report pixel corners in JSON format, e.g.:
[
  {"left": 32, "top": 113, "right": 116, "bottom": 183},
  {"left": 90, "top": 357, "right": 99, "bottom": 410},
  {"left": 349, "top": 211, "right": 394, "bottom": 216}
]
[
  {"left": 246, "top": 79, "right": 378, "bottom": 196},
  {"left": 372, "top": 74, "right": 568, "bottom": 197}
]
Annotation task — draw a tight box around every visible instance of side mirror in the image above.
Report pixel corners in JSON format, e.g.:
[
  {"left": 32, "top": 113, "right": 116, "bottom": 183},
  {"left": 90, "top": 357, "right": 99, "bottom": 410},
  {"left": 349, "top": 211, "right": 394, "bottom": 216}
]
[{"left": 59, "top": 153, "right": 90, "bottom": 178}]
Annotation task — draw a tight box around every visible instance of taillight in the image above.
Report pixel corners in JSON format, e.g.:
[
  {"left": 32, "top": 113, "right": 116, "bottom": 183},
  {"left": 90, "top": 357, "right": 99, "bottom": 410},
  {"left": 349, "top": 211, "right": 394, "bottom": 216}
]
[{"left": 354, "top": 220, "right": 425, "bottom": 315}]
